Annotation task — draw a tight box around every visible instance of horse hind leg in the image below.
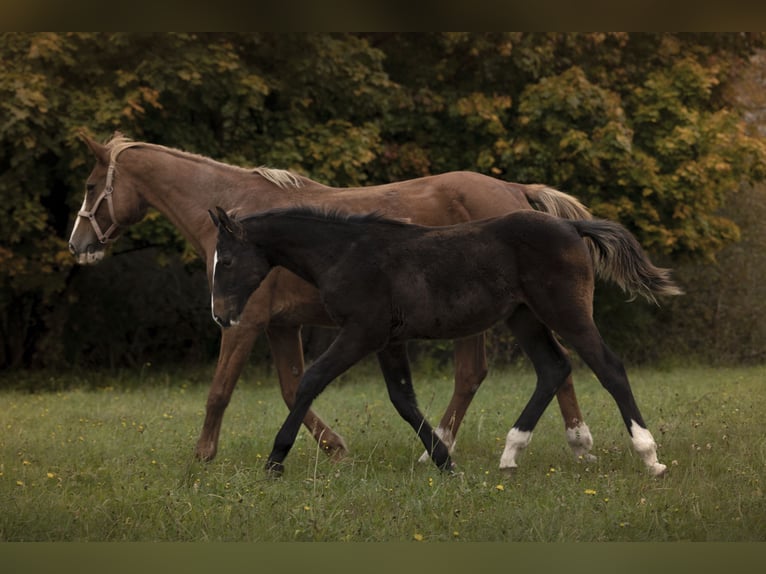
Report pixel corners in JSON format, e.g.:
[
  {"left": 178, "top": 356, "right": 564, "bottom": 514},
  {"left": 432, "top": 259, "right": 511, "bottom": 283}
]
[
  {"left": 555, "top": 318, "right": 667, "bottom": 477},
  {"left": 558, "top": 375, "right": 596, "bottom": 462},
  {"left": 418, "top": 333, "right": 488, "bottom": 463},
  {"left": 500, "top": 307, "right": 574, "bottom": 473},
  {"left": 378, "top": 343, "right": 453, "bottom": 472},
  {"left": 417, "top": 332, "right": 595, "bottom": 464}
]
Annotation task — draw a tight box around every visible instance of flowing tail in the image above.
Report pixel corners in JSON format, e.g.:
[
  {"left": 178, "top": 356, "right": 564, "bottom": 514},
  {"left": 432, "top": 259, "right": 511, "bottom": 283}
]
[
  {"left": 522, "top": 184, "right": 592, "bottom": 221},
  {"left": 521, "top": 183, "right": 605, "bottom": 269},
  {"left": 570, "top": 219, "right": 684, "bottom": 304}
]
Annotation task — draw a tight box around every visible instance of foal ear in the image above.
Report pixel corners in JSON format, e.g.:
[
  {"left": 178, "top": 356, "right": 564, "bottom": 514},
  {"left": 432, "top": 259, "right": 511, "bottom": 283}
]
[{"left": 212, "top": 206, "right": 240, "bottom": 236}]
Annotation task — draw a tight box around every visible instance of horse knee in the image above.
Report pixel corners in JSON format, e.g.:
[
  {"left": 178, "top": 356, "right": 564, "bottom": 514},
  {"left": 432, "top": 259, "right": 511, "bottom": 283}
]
[{"left": 205, "top": 390, "right": 231, "bottom": 414}]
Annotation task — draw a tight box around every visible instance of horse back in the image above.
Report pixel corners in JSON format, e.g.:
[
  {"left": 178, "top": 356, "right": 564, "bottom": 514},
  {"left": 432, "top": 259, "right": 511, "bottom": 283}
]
[{"left": 316, "top": 171, "right": 533, "bottom": 226}]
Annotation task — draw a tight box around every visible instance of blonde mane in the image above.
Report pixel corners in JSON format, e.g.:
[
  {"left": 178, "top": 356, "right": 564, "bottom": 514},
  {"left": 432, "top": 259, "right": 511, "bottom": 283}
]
[{"left": 104, "top": 133, "right": 303, "bottom": 190}]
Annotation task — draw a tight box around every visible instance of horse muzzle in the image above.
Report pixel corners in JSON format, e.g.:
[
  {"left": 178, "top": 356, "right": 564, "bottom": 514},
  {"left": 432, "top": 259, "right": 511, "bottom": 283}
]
[
  {"left": 69, "top": 242, "right": 106, "bottom": 265},
  {"left": 212, "top": 313, "right": 240, "bottom": 329}
]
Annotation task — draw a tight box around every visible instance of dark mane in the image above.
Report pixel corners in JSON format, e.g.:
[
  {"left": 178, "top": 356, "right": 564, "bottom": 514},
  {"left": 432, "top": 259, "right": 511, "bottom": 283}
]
[{"left": 241, "top": 206, "right": 413, "bottom": 227}]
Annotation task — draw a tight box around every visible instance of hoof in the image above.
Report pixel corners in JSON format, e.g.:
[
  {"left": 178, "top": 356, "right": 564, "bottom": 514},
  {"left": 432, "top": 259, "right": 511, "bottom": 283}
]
[
  {"left": 439, "top": 460, "right": 457, "bottom": 473},
  {"left": 499, "top": 466, "right": 517, "bottom": 478},
  {"left": 319, "top": 435, "right": 349, "bottom": 462},
  {"left": 265, "top": 460, "right": 285, "bottom": 478},
  {"left": 577, "top": 453, "right": 598, "bottom": 463},
  {"left": 194, "top": 445, "right": 217, "bottom": 463},
  {"left": 649, "top": 463, "right": 668, "bottom": 478}
]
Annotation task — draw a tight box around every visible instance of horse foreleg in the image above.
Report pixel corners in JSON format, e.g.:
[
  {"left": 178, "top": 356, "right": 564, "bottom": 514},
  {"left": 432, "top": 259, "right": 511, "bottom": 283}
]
[
  {"left": 418, "top": 334, "right": 487, "bottom": 463},
  {"left": 266, "top": 324, "right": 349, "bottom": 460},
  {"left": 266, "top": 328, "right": 375, "bottom": 476},
  {"left": 378, "top": 343, "right": 453, "bottom": 472},
  {"left": 195, "top": 324, "right": 258, "bottom": 461}
]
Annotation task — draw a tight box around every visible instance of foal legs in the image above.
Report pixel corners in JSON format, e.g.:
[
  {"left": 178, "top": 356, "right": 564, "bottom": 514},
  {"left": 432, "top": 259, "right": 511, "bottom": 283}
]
[
  {"left": 267, "top": 324, "right": 348, "bottom": 459},
  {"left": 266, "top": 328, "right": 376, "bottom": 475},
  {"left": 419, "top": 334, "right": 487, "bottom": 461},
  {"left": 558, "top": 322, "right": 667, "bottom": 477},
  {"left": 499, "top": 307, "right": 574, "bottom": 473},
  {"left": 419, "top": 332, "right": 595, "bottom": 464},
  {"left": 378, "top": 343, "right": 453, "bottom": 471}
]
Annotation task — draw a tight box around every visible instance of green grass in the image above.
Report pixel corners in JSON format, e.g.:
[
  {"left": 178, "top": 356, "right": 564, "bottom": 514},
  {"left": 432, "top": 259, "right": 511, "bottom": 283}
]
[{"left": 1, "top": 363, "right": 765, "bottom": 541}]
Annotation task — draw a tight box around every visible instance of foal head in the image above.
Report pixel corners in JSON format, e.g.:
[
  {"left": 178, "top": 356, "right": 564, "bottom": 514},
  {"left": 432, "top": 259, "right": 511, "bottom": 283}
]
[
  {"left": 209, "top": 207, "right": 271, "bottom": 328},
  {"left": 68, "top": 133, "right": 149, "bottom": 264}
]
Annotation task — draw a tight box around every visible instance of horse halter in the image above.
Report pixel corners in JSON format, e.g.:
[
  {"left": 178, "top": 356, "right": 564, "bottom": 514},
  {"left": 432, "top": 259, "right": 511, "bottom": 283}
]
[{"left": 77, "top": 162, "right": 121, "bottom": 244}]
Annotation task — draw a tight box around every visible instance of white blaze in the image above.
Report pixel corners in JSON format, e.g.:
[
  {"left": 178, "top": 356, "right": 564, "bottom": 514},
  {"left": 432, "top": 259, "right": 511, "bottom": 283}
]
[{"left": 211, "top": 249, "right": 218, "bottom": 322}]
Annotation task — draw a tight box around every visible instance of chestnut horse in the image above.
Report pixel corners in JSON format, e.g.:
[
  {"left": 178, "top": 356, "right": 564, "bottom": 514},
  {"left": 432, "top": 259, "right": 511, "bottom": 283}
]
[
  {"left": 209, "top": 206, "right": 681, "bottom": 476},
  {"left": 68, "top": 133, "right": 597, "bottom": 464}
]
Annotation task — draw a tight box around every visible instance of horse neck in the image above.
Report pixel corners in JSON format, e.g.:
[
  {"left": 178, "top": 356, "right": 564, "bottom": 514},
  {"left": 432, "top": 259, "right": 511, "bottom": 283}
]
[
  {"left": 254, "top": 216, "right": 360, "bottom": 286},
  {"left": 119, "top": 146, "right": 294, "bottom": 262}
]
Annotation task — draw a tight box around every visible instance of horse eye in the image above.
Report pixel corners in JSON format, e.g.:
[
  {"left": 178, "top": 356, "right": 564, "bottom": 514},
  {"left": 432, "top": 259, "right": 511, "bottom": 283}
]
[
  {"left": 220, "top": 255, "right": 233, "bottom": 267},
  {"left": 86, "top": 183, "right": 96, "bottom": 194}
]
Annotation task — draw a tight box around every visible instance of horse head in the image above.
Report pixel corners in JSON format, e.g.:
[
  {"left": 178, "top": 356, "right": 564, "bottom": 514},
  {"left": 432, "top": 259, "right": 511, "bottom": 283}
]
[
  {"left": 209, "top": 207, "right": 271, "bottom": 328},
  {"left": 68, "top": 132, "right": 149, "bottom": 264}
]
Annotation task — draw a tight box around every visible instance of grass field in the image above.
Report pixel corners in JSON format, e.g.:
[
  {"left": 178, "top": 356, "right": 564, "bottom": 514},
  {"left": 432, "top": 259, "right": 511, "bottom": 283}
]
[{"left": 1, "top": 362, "right": 764, "bottom": 541}]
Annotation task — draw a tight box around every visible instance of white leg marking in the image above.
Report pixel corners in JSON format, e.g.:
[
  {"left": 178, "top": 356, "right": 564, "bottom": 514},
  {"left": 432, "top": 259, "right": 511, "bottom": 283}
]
[
  {"left": 630, "top": 420, "right": 667, "bottom": 477},
  {"left": 417, "top": 427, "right": 455, "bottom": 463},
  {"left": 566, "top": 422, "right": 597, "bottom": 462},
  {"left": 499, "top": 427, "right": 532, "bottom": 470}
]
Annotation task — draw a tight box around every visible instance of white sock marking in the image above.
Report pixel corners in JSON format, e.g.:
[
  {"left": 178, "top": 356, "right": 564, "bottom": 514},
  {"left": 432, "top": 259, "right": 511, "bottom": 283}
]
[
  {"left": 566, "top": 422, "right": 597, "bottom": 462},
  {"left": 499, "top": 427, "right": 532, "bottom": 469},
  {"left": 630, "top": 420, "right": 667, "bottom": 477}
]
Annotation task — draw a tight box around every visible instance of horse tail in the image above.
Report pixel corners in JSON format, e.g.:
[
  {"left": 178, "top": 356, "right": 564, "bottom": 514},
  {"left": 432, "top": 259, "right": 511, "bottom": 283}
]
[
  {"left": 522, "top": 184, "right": 592, "bottom": 221},
  {"left": 521, "top": 184, "right": 606, "bottom": 271},
  {"left": 570, "top": 219, "right": 684, "bottom": 304}
]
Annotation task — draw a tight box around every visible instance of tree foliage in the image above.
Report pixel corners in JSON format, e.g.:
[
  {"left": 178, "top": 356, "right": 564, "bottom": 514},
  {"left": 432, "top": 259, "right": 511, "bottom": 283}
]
[{"left": 1, "top": 33, "right": 764, "bottom": 369}]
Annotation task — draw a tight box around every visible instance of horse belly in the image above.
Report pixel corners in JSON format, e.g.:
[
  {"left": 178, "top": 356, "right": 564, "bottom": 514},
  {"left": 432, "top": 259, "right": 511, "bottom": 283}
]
[{"left": 393, "top": 285, "right": 517, "bottom": 341}]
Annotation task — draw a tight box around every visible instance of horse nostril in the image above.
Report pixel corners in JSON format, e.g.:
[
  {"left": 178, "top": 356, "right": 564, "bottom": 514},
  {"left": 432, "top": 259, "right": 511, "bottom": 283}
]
[
  {"left": 68, "top": 242, "right": 76, "bottom": 255},
  {"left": 213, "top": 314, "right": 230, "bottom": 328}
]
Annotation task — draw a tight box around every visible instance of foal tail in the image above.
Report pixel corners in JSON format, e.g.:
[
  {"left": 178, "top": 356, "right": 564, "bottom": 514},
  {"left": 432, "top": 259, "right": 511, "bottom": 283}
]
[
  {"left": 522, "top": 184, "right": 603, "bottom": 269},
  {"left": 570, "top": 219, "right": 684, "bottom": 304}
]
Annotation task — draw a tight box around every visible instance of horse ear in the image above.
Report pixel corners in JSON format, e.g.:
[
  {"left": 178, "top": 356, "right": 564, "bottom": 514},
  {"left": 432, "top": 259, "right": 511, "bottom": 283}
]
[
  {"left": 81, "top": 133, "right": 110, "bottom": 166},
  {"left": 208, "top": 209, "right": 220, "bottom": 228},
  {"left": 213, "top": 206, "right": 240, "bottom": 236}
]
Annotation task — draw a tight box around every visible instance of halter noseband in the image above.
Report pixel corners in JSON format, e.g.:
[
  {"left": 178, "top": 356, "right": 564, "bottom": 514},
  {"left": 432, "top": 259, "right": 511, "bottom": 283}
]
[{"left": 77, "top": 162, "right": 121, "bottom": 244}]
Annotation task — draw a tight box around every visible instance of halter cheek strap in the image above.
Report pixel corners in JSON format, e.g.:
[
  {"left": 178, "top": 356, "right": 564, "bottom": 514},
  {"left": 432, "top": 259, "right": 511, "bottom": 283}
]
[{"left": 77, "top": 162, "right": 121, "bottom": 244}]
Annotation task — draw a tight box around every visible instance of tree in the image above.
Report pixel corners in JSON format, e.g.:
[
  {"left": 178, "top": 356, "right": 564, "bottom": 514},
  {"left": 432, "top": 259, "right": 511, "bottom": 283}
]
[{"left": 1, "top": 33, "right": 764, "bottom": 369}]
